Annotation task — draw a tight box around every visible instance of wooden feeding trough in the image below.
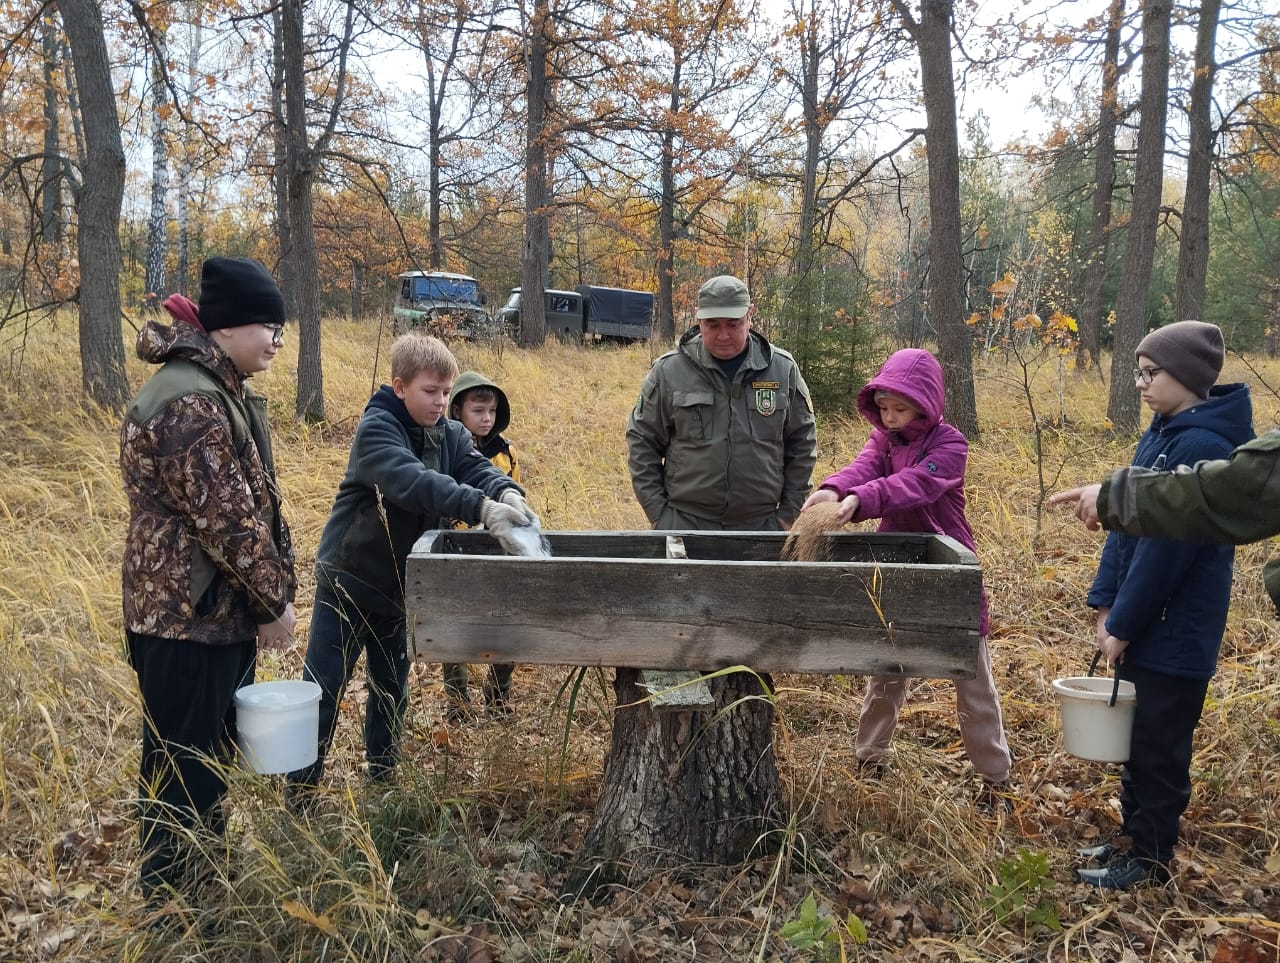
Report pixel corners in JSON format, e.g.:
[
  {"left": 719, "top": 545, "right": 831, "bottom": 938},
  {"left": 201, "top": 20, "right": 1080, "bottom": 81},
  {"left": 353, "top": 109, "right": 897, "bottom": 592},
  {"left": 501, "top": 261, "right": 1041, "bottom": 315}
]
[{"left": 405, "top": 530, "right": 982, "bottom": 680}]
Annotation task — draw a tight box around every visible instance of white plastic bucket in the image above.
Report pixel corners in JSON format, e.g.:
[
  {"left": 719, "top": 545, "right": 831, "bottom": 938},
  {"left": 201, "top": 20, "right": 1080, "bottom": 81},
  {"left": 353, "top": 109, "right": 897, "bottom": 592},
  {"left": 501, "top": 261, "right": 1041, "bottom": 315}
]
[
  {"left": 1051, "top": 676, "right": 1137, "bottom": 763},
  {"left": 234, "top": 680, "right": 322, "bottom": 774}
]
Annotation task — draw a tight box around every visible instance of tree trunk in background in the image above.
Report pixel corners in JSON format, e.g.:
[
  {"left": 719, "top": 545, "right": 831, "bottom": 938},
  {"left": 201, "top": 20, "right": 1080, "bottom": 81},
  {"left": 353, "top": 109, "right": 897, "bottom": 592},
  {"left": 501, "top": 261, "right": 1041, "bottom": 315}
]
[
  {"left": 1174, "top": 0, "right": 1220, "bottom": 323},
  {"left": 281, "top": 0, "right": 325, "bottom": 421},
  {"left": 351, "top": 261, "right": 364, "bottom": 319},
  {"left": 39, "top": 15, "right": 64, "bottom": 248},
  {"left": 519, "top": 0, "right": 550, "bottom": 347},
  {"left": 1077, "top": 0, "right": 1125, "bottom": 375},
  {"left": 271, "top": 8, "right": 298, "bottom": 318},
  {"left": 174, "top": 7, "right": 202, "bottom": 295},
  {"left": 788, "top": 8, "right": 821, "bottom": 345},
  {"left": 1107, "top": 0, "right": 1171, "bottom": 433},
  {"left": 145, "top": 32, "right": 169, "bottom": 303},
  {"left": 570, "top": 668, "right": 781, "bottom": 890},
  {"left": 656, "top": 95, "right": 679, "bottom": 343},
  {"left": 915, "top": 0, "right": 977, "bottom": 436},
  {"left": 57, "top": 0, "right": 129, "bottom": 410}
]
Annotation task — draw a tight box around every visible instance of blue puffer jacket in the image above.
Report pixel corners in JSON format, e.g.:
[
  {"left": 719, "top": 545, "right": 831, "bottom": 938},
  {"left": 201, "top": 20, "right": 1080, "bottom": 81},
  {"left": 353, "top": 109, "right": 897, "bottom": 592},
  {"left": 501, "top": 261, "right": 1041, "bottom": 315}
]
[{"left": 1087, "top": 383, "right": 1254, "bottom": 678}]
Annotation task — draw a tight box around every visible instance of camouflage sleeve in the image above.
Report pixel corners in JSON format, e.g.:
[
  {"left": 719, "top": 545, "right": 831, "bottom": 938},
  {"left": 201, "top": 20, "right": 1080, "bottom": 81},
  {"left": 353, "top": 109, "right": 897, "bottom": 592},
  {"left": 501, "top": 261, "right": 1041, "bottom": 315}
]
[
  {"left": 1099, "top": 430, "right": 1280, "bottom": 544},
  {"left": 150, "top": 393, "right": 294, "bottom": 620}
]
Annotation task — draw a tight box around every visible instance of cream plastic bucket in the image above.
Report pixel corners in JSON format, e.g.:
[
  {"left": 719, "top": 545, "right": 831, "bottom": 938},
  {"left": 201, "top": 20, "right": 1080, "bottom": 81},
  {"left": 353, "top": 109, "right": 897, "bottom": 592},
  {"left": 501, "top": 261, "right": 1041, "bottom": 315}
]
[
  {"left": 1051, "top": 676, "right": 1137, "bottom": 763},
  {"left": 234, "top": 680, "right": 322, "bottom": 774}
]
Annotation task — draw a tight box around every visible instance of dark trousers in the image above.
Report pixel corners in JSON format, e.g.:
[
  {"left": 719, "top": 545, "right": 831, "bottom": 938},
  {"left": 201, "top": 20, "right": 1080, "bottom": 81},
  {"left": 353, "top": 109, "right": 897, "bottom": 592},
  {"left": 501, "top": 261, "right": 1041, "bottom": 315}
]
[
  {"left": 288, "top": 583, "right": 408, "bottom": 786},
  {"left": 127, "top": 630, "right": 255, "bottom": 902},
  {"left": 1118, "top": 661, "right": 1210, "bottom": 868},
  {"left": 442, "top": 661, "right": 514, "bottom": 703}
]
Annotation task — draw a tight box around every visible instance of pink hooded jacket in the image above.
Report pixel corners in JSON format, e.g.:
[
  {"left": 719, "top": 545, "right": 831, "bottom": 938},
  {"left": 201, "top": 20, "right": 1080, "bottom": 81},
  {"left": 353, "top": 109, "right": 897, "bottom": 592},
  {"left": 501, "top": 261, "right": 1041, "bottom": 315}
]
[{"left": 819, "top": 348, "right": 988, "bottom": 633}]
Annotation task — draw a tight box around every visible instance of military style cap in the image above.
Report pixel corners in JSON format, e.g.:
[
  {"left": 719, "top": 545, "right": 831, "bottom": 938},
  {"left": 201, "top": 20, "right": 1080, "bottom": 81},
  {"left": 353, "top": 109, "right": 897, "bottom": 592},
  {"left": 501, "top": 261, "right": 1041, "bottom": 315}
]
[{"left": 696, "top": 275, "right": 751, "bottom": 320}]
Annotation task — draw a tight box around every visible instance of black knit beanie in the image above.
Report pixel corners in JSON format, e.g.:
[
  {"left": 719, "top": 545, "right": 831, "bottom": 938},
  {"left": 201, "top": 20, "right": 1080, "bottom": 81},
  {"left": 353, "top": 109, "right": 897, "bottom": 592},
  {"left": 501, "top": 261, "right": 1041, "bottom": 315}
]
[
  {"left": 1135, "top": 320, "right": 1224, "bottom": 399},
  {"left": 198, "top": 257, "right": 286, "bottom": 331}
]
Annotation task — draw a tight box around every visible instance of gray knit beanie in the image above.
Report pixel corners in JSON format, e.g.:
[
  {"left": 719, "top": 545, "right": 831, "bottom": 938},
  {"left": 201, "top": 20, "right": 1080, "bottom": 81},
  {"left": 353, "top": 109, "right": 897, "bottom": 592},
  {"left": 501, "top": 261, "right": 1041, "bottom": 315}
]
[{"left": 1135, "top": 320, "right": 1224, "bottom": 398}]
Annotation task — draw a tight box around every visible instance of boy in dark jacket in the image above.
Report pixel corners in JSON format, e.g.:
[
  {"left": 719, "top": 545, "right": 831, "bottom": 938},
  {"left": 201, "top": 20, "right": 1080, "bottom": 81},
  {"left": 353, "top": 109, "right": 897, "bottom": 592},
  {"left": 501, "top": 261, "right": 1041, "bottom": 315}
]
[
  {"left": 442, "top": 371, "right": 529, "bottom": 719},
  {"left": 1077, "top": 321, "right": 1253, "bottom": 889},
  {"left": 287, "top": 335, "right": 536, "bottom": 797}
]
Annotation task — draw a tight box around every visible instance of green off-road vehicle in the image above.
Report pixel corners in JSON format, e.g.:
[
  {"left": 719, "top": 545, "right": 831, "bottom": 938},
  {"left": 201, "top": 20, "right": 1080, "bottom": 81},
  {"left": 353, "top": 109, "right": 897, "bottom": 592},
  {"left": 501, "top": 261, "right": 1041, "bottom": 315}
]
[{"left": 393, "top": 271, "right": 494, "bottom": 339}]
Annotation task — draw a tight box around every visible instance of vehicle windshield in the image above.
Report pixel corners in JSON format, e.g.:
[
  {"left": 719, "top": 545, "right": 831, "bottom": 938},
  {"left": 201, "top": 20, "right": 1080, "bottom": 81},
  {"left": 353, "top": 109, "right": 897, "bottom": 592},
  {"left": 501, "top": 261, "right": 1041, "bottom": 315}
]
[{"left": 409, "top": 277, "right": 481, "bottom": 304}]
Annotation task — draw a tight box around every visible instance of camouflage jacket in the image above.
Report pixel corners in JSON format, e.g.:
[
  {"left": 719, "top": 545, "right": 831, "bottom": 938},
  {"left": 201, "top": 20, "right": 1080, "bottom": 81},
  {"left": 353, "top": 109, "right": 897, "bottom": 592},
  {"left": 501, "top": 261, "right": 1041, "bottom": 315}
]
[
  {"left": 625, "top": 327, "right": 817, "bottom": 529},
  {"left": 120, "top": 321, "right": 296, "bottom": 644},
  {"left": 1099, "top": 428, "right": 1280, "bottom": 608}
]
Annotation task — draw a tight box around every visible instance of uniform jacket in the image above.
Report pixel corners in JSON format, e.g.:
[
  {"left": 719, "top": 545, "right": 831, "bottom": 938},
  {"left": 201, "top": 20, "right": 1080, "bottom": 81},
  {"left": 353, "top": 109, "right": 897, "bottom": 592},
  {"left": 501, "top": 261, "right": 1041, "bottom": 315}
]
[
  {"left": 1091, "top": 384, "right": 1255, "bottom": 678},
  {"left": 625, "top": 326, "right": 817, "bottom": 528},
  {"left": 315, "top": 385, "right": 521, "bottom": 613},
  {"left": 818, "top": 348, "right": 988, "bottom": 634},
  {"left": 120, "top": 320, "right": 296, "bottom": 645}
]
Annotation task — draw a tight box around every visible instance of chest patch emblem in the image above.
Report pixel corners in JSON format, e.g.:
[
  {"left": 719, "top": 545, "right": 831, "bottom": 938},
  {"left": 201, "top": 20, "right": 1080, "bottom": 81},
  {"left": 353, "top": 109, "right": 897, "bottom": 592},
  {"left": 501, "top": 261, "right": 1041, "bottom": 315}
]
[{"left": 754, "top": 388, "right": 777, "bottom": 416}]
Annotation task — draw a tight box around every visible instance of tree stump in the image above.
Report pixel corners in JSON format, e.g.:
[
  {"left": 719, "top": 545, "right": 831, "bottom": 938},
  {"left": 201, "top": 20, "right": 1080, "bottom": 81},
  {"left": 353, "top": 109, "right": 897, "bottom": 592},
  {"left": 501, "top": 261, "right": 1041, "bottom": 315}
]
[{"left": 567, "top": 666, "right": 781, "bottom": 893}]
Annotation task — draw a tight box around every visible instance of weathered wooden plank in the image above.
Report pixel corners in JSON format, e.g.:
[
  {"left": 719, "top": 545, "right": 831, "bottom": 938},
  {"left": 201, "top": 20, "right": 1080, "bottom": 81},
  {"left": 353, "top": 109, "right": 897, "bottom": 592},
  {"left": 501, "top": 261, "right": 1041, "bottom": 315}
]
[
  {"left": 414, "top": 529, "right": 973, "bottom": 566},
  {"left": 633, "top": 538, "right": 717, "bottom": 712},
  {"left": 637, "top": 669, "right": 716, "bottom": 712},
  {"left": 406, "top": 530, "right": 982, "bottom": 679}
]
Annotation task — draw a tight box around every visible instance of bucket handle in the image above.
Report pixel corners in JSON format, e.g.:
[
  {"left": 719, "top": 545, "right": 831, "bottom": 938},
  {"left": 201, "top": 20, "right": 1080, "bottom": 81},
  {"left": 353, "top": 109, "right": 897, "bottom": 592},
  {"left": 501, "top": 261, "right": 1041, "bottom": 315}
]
[{"left": 1087, "top": 650, "right": 1122, "bottom": 708}]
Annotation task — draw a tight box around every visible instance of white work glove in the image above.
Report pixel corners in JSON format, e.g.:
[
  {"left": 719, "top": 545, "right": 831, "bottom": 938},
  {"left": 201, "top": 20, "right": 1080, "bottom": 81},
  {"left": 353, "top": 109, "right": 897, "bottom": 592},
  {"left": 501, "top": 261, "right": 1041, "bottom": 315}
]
[
  {"left": 500, "top": 489, "right": 540, "bottom": 528},
  {"left": 480, "top": 498, "right": 534, "bottom": 555}
]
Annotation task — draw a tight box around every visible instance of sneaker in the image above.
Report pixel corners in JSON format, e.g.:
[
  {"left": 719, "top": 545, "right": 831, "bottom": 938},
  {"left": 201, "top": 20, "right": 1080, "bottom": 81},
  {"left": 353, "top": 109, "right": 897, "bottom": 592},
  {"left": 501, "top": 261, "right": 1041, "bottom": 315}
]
[
  {"left": 1076, "top": 840, "right": 1123, "bottom": 866},
  {"left": 1076, "top": 854, "right": 1167, "bottom": 890}
]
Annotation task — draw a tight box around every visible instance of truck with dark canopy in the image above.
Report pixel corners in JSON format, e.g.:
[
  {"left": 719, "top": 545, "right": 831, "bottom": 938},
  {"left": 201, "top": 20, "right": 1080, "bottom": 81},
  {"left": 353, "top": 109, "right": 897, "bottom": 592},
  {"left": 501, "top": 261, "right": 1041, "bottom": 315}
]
[{"left": 499, "top": 285, "right": 652, "bottom": 343}]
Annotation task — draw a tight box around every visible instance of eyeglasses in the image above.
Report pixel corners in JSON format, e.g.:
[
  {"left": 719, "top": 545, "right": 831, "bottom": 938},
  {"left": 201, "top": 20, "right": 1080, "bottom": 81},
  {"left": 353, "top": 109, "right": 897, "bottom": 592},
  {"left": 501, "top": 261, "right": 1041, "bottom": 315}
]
[
  {"left": 261, "top": 323, "right": 286, "bottom": 346},
  {"left": 1133, "top": 365, "right": 1163, "bottom": 386}
]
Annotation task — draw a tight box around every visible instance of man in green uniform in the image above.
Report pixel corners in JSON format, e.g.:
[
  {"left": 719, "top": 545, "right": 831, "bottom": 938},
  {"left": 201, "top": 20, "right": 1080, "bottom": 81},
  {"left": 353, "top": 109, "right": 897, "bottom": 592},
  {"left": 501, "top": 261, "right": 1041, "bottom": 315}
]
[
  {"left": 626, "top": 275, "right": 817, "bottom": 531},
  {"left": 1050, "top": 430, "right": 1280, "bottom": 605}
]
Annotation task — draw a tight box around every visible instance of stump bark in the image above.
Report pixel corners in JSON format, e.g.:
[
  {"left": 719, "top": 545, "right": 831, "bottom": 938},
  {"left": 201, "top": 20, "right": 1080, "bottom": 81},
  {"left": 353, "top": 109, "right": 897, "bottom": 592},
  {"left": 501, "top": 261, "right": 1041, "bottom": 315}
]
[{"left": 569, "top": 666, "right": 782, "bottom": 891}]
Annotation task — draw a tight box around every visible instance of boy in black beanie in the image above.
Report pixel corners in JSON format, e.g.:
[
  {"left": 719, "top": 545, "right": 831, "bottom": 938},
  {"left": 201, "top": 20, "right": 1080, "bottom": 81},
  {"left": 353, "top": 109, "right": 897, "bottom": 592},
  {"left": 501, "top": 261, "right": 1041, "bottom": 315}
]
[{"left": 121, "top": 255, "right": 295, "bottom": 908}]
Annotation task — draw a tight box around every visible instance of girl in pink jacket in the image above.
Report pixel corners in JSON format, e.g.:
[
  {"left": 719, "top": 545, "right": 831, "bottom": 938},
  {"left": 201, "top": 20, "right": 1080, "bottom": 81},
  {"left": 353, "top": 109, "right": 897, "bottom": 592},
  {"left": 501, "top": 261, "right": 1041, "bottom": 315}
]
[{"left": 801, "top": 348, "right": 1010, "bottom": 799}]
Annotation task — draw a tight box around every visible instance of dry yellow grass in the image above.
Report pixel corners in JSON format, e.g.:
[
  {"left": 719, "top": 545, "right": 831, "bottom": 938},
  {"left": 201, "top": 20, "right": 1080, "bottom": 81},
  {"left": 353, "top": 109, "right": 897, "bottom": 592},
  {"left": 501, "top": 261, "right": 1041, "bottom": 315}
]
[{"left": 1, "top": 316, "right": 1277, "bottom": 961}]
